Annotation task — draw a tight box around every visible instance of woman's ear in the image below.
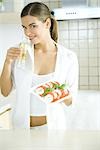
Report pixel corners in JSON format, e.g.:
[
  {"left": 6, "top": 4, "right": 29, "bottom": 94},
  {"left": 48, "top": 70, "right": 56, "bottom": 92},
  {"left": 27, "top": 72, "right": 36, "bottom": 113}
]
[{"left": 45, "top": 18, "right": 51, "bottom": 29}]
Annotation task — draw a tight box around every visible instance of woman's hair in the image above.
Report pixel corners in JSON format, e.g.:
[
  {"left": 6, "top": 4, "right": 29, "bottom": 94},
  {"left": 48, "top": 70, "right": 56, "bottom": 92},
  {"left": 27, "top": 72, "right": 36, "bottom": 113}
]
[{"left": 21, "top": 2, "right": 58, "bottom": 42}]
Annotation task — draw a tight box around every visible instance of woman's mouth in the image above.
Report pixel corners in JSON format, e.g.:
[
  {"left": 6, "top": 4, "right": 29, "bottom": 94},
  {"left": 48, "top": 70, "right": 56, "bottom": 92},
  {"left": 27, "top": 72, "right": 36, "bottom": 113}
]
[
  {"left": 29, "top": 37, "right": 38, "bottom": 44},
  {"left": 29, "top": 37, "right": 32, "bottom": 40},
  {"left": 29, "top": 36, "right": 36, "bottom": 41}
]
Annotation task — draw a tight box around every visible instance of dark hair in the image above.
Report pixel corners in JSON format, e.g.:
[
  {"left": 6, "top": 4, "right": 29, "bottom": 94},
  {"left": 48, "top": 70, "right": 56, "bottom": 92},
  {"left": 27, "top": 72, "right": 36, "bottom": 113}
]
[{"left": 21, "top": 2, "right": 58, "bottom": 42}]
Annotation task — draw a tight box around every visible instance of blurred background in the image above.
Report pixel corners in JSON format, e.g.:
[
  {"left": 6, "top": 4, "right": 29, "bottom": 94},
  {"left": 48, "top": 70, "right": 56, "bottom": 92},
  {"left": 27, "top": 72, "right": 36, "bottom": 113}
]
[{"left": 0, "top": 0, "right": 100, "bottom": 129}]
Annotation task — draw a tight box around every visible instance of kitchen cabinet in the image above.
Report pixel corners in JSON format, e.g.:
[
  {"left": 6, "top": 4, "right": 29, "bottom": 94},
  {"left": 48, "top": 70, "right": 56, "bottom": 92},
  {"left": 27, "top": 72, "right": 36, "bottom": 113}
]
[
  {"left": 0, "top": 92, "right": 14, "bottom": 129},
  {"left": 0, "top": 108, "right": 11, "bottom": 129},
  {"left": 0, "top": 1, "right": 24, "bottom": 24}
]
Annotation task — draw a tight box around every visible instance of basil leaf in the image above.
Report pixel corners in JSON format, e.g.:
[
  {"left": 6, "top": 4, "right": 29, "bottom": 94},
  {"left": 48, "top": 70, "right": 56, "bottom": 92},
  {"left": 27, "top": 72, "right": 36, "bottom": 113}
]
[{"left": 42, "top": 88, "right": 54, "bottom": 96}]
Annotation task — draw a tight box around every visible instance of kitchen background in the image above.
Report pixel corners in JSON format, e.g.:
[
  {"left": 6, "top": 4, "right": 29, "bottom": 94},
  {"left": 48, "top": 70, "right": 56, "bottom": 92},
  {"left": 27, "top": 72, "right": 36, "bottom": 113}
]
[
  {"left": 0, "top": 0, "right": 100, "bottom": 129},
  {"left": 0, "top": 0, "right": 100, "bottom": 90}
]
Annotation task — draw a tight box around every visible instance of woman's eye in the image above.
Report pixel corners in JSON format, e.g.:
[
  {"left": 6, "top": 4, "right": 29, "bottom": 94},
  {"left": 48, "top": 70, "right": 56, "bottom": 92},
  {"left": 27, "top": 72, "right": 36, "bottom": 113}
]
[
  {"left": 22, "top": 26, "right": 26, "bottom": 30},
  {"left": 32, "top": 25, "right": 38, "bottom": 28}
]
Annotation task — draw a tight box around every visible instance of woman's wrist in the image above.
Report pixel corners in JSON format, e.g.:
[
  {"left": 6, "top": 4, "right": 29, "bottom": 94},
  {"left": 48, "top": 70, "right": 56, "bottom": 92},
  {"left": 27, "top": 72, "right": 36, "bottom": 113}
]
[{"left": 4, "top": 58, "right": 12, "bottom": 66}]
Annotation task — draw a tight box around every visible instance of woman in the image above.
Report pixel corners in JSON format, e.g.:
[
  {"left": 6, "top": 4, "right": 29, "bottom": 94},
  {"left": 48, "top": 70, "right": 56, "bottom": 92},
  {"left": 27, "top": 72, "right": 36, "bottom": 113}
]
[{"left": 0, "top": 2, "right": 78, "bottom": 129}]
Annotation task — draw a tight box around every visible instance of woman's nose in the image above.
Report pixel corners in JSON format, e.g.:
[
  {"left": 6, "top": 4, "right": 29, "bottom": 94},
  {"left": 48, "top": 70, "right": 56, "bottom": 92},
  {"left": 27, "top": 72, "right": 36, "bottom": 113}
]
[{"left": 25, "top": 28, "right": 32, "bottom": 37}]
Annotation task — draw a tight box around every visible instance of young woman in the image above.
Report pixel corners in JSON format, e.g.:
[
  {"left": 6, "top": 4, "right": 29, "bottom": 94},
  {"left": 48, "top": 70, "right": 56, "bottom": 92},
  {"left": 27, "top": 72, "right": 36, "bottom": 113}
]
[{"left": 0, "top": 2, "right": 78, "bottom": 129}]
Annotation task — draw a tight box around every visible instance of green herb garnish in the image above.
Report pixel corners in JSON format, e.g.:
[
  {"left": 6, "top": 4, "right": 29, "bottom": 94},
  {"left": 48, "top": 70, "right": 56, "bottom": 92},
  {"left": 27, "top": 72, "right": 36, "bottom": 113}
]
[
  {"left": 41, "top": 82, "right": 68, "bottom": 97},
  {"left": 58, "top": 84, "right": 67, "bottom": 90},
  {"left": 42, "top": 88, "right": 54, "bottom": 96}
]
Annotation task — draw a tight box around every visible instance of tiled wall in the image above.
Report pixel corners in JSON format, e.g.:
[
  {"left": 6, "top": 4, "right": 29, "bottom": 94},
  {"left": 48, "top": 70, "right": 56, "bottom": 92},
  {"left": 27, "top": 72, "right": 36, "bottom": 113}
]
[
  {"left": 43, "top": 0, "right": 100, "bottom": 90},
  {"left": 0, "top": 0, "right": 100, "bottom": 90},
  {"left": 59, "top": 19, "right": 100, "bottom": 90}
]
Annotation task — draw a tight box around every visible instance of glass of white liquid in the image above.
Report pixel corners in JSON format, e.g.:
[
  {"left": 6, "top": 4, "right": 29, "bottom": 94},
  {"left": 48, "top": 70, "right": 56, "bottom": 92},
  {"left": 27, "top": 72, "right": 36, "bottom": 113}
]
[{"left": 17, "top": 42, "right": 28, "bottom": 69}]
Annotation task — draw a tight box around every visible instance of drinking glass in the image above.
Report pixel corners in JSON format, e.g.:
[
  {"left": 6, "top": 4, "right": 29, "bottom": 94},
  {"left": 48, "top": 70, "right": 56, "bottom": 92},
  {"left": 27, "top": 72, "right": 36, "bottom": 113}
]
[{"left": 17, "top": 42, "right": 28, "bottom": 69}]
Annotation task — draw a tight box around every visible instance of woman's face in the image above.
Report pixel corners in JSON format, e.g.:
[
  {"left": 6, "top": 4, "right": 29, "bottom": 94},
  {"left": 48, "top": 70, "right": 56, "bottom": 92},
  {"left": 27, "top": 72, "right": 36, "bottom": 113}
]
[{"left": 21, "top": 15, "right": 50, "bottom": 44}]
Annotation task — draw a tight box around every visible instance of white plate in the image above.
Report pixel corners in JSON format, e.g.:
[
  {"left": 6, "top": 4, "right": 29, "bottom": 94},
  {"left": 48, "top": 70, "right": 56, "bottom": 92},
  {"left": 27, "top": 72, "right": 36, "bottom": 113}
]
[{"left": 29, "top": 80, "right": 70, "bottom": 104}]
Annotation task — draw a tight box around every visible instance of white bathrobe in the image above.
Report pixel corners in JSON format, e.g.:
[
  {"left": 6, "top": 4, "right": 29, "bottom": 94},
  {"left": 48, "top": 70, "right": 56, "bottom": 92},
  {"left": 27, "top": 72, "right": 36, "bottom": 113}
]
[{"left": 11, "top": 43, "right": 78, "bottom": 129}]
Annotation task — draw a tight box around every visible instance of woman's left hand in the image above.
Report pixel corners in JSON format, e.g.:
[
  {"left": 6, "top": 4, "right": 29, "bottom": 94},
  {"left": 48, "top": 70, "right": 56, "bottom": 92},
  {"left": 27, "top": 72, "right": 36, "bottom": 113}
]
[{"left": 62, "top": 94, "right": 72, "bottom": 106}]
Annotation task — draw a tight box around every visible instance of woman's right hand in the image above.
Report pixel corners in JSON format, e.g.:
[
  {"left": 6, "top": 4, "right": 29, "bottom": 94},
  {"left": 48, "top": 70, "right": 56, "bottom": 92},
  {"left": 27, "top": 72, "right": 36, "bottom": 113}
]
[{"left": 5, "top": 47, "right": 20, "bottom": 65}]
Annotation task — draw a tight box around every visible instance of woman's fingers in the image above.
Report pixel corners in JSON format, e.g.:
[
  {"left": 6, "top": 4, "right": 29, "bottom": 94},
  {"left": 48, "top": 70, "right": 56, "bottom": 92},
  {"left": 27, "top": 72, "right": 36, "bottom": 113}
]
[{"left": 6, "top": 47, "right": 20, "bottom": 61}]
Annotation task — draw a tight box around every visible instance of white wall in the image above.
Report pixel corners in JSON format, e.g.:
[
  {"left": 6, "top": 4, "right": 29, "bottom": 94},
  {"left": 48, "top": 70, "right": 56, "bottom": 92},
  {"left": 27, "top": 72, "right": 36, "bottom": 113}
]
[{"left": 0, "top": 24, "right": 23, "bottom": 72}]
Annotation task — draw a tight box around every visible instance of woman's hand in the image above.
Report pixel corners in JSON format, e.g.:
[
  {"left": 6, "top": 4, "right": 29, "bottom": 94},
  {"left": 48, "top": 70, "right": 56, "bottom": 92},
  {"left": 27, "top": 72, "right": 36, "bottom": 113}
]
[
  {"left": 5, "top": 47, "right": 20, "bottom": 65},
  {"left": 62, "top": 94, "right": 72, "bottom": 106}
]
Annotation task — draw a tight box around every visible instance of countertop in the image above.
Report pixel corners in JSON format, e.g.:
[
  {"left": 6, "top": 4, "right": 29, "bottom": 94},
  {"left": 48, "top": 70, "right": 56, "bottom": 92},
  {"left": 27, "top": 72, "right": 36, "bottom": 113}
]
[{"left": 0, "top": 129, "right": 100, "bottom": 150}]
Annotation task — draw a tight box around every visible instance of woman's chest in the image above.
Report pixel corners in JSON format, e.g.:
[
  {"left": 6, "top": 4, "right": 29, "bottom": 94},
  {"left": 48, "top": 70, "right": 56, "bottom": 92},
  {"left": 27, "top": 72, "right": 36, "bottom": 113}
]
[{"left": 34, "top": 52, "right": 57, "bottom": 75}]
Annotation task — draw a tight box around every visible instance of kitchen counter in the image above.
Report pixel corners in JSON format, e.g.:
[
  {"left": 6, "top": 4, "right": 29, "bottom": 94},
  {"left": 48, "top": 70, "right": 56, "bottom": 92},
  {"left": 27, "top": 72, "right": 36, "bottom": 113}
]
[{"left": 0, "top": 129, "right": 100, "bottom": 150}]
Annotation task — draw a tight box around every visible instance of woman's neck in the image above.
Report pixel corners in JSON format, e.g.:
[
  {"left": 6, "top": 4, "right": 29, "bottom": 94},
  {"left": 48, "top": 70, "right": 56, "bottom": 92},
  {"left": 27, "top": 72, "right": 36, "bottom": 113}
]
[{"left": 34, "top": 39, "right": 56, "bottom": 53}]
